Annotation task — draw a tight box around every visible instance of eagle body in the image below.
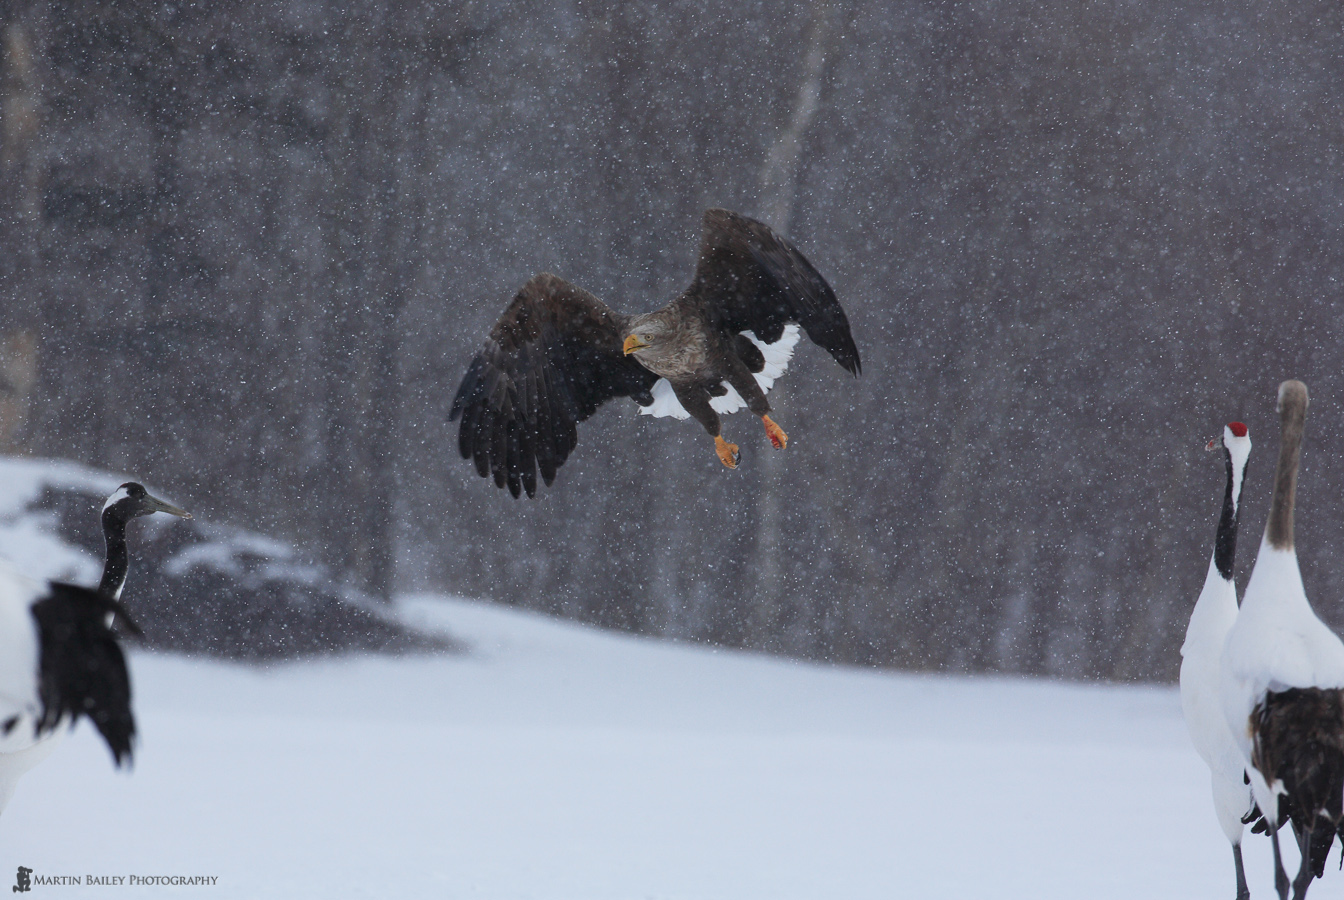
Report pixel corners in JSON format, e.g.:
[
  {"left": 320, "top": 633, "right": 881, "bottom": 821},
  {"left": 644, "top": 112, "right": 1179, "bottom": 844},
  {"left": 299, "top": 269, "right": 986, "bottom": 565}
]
[
  {"left": 451, "top": 208, "right": 860, "bottom": 497},
  {"left": 626, "top": 299, "right": 781, "bottom": 438}
]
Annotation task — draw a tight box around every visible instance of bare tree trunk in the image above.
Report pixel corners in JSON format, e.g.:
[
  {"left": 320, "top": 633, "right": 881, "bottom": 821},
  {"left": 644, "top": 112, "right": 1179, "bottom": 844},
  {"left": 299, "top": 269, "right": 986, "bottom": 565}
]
[
  {"left": 747, "top": 1, "right": 834, "bottom": 649},
  {"left": 0, "top": 329, "right": 35, "bottom": 453},
  {"left": 361, "top": 39, "right": 434, "bottom": 603},
  {"left": 758, "top": 5, "right": 831, "bottom": 233},
  {"left": 0, "top": 19, "right": 41, "bottom": 454},
  {"left": 1, "top": 20, "right": 40, "bottom": 255},
  {"left": 317, "top": 6, "right": 463, "bottom": 601}
]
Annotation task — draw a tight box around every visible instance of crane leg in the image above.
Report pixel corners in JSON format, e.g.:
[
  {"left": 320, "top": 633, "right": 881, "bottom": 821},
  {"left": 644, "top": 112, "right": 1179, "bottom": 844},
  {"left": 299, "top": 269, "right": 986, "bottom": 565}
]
[
  {"left": 1290, "top": 824, "right": 1314, "bottom": 900},
  {"left": 1270, "top": 825, "right": 1291, "bottom": 900},
  {"left": 1232, "top": 843, "right": 1250, "bottom": 900}
]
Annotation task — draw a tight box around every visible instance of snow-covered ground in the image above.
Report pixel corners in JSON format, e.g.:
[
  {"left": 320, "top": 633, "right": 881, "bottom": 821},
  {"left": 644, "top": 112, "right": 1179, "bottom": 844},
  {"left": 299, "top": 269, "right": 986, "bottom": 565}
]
[{"left": 0, "top": 594, "right": 1325, "bottom": 899}]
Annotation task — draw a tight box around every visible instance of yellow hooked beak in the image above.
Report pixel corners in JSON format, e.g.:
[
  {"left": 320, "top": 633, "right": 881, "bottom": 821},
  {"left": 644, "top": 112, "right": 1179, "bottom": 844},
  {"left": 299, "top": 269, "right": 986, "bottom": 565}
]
[{"left": 623, "top": 335, "right": 649, "bottom": 356}]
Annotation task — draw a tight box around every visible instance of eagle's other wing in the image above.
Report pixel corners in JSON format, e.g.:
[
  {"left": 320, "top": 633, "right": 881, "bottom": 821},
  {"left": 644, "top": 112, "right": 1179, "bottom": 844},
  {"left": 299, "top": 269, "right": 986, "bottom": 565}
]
[
  {"left": 450, "top": 273, "right": 658, "bottom": 498},
  {"left": 689, "top": 208, "right": 860, "bottom": 376}
]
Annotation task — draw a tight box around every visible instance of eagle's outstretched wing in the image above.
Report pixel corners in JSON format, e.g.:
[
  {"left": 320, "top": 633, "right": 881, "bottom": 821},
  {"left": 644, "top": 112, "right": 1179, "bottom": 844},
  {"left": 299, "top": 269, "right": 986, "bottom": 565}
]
[
  {"left": 450, "top": 273, "right": 658, "bottom": 498},
  {"left": 688, "top": 208, "right": 860, "bottom": 376}
]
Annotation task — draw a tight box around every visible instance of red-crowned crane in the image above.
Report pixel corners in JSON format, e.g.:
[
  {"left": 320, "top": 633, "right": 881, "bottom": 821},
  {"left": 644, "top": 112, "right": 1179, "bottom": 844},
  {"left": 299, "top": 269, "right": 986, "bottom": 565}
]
[
  {"left": 0, "top": 482, "right": 189, "bottom": 813},
  {"left": 1182, "top": 421, "right": 1254, "bottom": 899},
  {"left": 1222, "top": 382, "right": 1344, "bottom": 900}
]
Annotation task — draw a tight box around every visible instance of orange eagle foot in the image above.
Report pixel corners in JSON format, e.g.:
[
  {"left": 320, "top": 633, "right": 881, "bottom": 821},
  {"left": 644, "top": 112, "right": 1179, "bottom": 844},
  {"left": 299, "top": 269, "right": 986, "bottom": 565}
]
[
  {"left": 714, "top": 435, "right": 741, "bottom": 469},
  {"left": 763, "top": 415, "right": 788, "bottom": 450}
]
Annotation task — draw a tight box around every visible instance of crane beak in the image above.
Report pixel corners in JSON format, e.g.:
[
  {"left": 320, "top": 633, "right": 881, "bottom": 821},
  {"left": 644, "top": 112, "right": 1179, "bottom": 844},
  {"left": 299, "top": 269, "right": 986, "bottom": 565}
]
[
  {"left": 1205, "top": 436, "right": 1223, "bottom": 452},
  {"left": 145, "top": 493, "right": 192, "bottom": 519},
  {"left": 623, "top": 335, "right": 649, "bottom": 356}
]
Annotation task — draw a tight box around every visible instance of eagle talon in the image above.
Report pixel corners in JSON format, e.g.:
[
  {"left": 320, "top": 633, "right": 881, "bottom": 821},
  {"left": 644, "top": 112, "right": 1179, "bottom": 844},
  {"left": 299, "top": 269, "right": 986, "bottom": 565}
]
[
  {"left": 763, "top": 416, "right": 788, "bottom": 450},
  {"left": 714, "top": 436, "right": 740, "bottom": 469}
]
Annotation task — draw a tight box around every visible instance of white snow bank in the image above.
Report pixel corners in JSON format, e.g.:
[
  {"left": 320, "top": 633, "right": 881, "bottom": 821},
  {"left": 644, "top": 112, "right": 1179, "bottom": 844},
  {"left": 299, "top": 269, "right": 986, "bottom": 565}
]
[
  {"left": 0, "top": 594, "right": 1327, "bottom": 898},
  {"left": 0, "top": 456, "right": 123, "bottom": 583},
  {"left": 0, "top": 454, "right": 320, "bottom": 588}
]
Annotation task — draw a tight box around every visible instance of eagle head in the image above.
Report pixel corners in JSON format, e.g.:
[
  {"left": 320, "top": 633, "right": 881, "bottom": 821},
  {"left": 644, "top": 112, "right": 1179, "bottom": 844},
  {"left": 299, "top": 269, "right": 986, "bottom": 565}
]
[{"left": 622, "top": 315, "right": 673, "bottom": 357}]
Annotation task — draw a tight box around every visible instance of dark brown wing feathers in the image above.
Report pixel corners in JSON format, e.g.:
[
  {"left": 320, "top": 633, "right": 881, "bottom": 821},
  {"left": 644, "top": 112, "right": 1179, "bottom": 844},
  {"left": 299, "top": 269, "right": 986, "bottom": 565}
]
[
  {"left": 1252, "top": 686, "right": 1344, "bottom": 878},
  {"left": 449, "top": 273, "right": 658, "bottom": 498},
  {"left": 690, "top": 208, "right": 860, "bottom": 375}
]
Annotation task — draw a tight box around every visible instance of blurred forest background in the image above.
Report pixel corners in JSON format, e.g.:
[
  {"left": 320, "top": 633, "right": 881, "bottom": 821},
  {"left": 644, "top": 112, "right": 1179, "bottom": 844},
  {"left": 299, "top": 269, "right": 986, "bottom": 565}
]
[{"left": 0, "top": 0, "right": 1342, "bottom": 681}]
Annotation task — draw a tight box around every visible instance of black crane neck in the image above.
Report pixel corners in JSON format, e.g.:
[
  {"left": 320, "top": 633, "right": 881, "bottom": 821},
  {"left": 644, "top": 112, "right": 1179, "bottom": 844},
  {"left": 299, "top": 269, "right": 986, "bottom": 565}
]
[
  {"left": 1213, "top": 448, "right": 1242, "bottom": 582},
  {"left": 98, "top": 510, "right": 130, "bottom": 599}
]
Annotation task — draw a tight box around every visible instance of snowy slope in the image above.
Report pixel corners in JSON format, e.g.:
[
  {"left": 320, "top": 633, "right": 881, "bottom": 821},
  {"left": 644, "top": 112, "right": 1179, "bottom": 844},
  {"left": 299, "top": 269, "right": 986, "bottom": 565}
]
[{"left": 0, "top": 594, "right": 1323, "bottom": 899}]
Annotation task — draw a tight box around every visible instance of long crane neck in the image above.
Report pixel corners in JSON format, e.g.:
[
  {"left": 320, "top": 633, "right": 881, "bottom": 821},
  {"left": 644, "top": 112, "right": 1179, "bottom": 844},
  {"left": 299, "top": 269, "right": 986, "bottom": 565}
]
[
  {"left": 1213, "top": 447, "right": 1244, "bottom": 581},
  {"left": 1267, "top": 381, "right": 1308, "bottom": 551},
  {"left": 98, "top": 511, "right": 130, "bottom": 599}
]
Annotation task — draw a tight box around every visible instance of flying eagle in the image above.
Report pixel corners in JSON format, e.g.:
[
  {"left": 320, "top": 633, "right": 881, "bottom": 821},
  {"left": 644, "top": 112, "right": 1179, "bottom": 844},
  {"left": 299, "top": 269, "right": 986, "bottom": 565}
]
[{"left": 449, "top": 208, "right": 861, "bottom": 498}]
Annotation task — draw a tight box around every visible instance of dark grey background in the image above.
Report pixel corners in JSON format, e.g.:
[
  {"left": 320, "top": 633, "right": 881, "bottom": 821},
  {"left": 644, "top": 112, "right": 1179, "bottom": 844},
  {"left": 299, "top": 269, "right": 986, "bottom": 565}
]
[{"left": 2, "top": 0, "right": 1340, "bottom": 680}]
